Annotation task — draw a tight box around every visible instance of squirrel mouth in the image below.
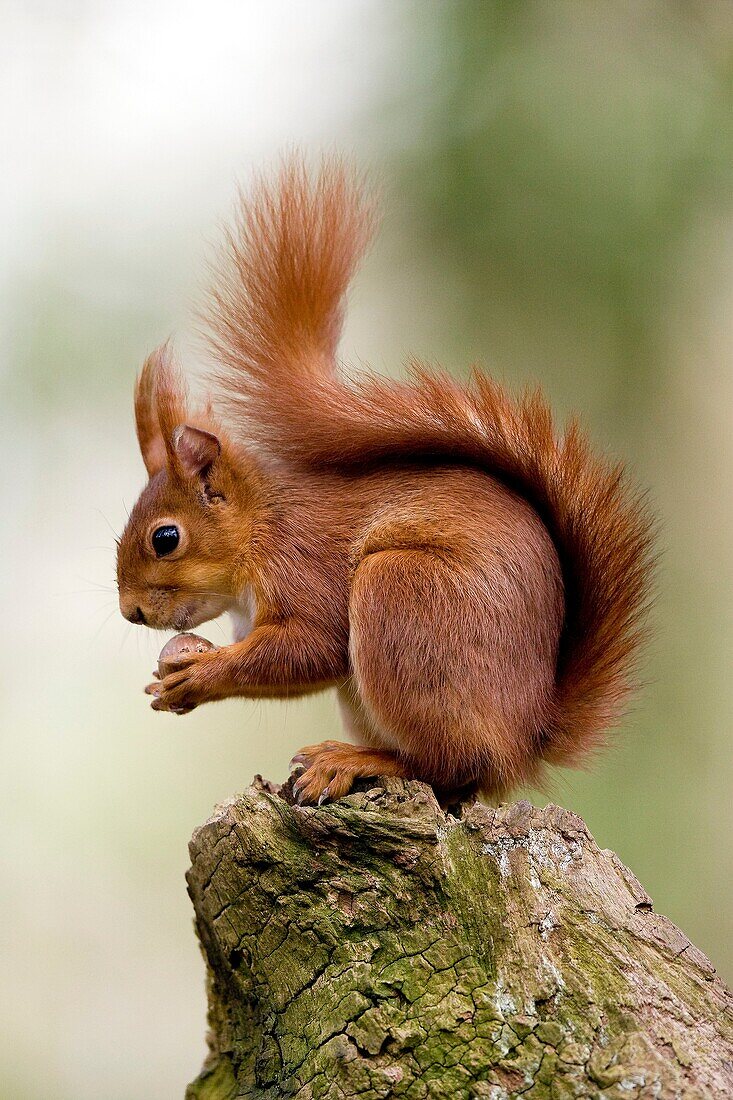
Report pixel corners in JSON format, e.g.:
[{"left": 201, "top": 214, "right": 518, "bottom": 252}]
[
  {"left": 170, "top": 599, "right": 226, "bottom": 632},
  {"left": 171, "top": 607, "right": 195, "bottom": 631}
]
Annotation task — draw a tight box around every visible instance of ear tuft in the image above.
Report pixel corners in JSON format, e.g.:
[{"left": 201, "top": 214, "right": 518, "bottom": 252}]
[
  {"left": 135, "top": 343, "right": 188, "bottom": 477},
  {"left": 172, "top": 425, "right": 221, "bottom": 478},
  {"left": 135, "top": 349, "right": 166, "bottom": 476}
]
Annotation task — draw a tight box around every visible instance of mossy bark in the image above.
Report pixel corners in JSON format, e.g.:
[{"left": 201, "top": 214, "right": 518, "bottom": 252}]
[{"left": 185, "top": 777, "right": 733, "bottom": 1099}]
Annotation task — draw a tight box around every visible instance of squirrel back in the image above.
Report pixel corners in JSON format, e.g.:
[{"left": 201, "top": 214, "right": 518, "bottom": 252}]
[{"left": 205, "top": 156, "right": 654, "bottom": 772}]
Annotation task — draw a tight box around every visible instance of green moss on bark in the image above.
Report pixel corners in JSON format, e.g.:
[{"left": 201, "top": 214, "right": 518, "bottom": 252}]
[{"left": 185, "top": 778, "right": 733, "bottom": 1098}]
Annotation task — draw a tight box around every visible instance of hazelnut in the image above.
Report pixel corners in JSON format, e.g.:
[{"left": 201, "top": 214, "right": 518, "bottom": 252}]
[{"left": 158, "top": 632, "right": 218, "bottom": 677}]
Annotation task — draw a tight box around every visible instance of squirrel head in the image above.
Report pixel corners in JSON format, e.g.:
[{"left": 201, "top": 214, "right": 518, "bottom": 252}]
[{"left": 116, "top": 345, "right": 257, "bottom": 630}]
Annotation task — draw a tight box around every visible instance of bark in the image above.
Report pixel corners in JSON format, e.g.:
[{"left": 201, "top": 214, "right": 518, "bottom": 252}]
[{"left": 185, "top": 776, "right": 733, "bottom": 1099}]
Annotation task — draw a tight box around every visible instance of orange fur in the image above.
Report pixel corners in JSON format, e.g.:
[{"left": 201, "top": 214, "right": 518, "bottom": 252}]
[{"left": 117, "top": 155, "right": 654, "bottom": 804}]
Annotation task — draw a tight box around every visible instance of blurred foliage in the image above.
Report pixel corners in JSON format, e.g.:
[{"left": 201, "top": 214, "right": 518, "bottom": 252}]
[{"left": 390, "top": 0, "right": 733, "bottom": 426}]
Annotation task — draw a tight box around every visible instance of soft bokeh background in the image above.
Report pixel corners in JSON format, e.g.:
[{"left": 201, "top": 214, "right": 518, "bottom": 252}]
[{"left": 2, "top": 2, "right": 732, "bottom": 1096}]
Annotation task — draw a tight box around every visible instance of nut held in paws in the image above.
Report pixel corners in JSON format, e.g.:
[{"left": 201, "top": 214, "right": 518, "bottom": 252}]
[{"left": 158, "top": 633, "right": 218, "bottom": 677}]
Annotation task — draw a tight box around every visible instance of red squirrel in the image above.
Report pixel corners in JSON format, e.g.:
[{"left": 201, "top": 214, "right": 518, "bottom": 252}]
[{"left": 116, "top": 156, "right": 654, "bottom": 805}]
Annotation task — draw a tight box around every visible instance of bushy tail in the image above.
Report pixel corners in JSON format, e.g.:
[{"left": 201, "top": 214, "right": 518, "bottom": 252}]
[
  {"left": 206, "top": 154, "right": 376, "bottom": 431},
  {"left": 206, "top": 157, "right": 654, "bottom": 767}
]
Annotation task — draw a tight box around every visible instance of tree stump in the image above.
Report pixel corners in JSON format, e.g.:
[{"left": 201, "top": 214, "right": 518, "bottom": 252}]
[{"left": 185, "top": 776, "right": 733, "bottom": 1099}]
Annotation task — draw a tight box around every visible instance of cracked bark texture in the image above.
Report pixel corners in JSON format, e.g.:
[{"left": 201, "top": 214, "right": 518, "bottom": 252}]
[{"left": 185, "top": 777, "right": 733, "bottom": 1099}]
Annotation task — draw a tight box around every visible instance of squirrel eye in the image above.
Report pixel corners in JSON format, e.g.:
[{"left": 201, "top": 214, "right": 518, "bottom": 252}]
[{"left": 152, "top": 524, "right": 180, "bottom": 557}]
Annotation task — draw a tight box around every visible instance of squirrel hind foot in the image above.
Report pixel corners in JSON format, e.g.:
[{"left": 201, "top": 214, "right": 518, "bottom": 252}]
[
  {"left": 288, "top": 741, "right": 410, "bottom": 805},
  {"left": 287, "top": 740, "right": 481, "bottom": 811}
]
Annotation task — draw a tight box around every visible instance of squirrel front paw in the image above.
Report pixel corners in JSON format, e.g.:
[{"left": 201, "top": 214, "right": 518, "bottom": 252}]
[{"left": 145, "top": 648, "right": 224, "bottom": 713}]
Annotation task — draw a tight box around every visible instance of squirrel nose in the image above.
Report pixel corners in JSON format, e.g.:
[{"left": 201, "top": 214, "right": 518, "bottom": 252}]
[{"left": 122, "top": 603, "right": 147, "bottom": 625}]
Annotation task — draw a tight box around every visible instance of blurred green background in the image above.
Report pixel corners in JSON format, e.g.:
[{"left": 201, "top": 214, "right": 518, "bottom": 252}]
[{"left": 2, "top": 2, "right": 732, "bottom": 1096}]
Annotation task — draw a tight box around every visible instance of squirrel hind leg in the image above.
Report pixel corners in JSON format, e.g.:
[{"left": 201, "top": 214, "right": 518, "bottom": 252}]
[{"left": 348, "top": 544, "right": 553, "bottom": 796}]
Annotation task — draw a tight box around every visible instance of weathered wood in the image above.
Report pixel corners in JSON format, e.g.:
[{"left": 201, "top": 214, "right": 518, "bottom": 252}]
[{"left": 185, "top": 776, "right": 733, "bottom": 1099}]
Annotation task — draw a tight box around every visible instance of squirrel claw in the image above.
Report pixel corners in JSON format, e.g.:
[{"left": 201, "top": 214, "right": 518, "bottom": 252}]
[
  {"left": 292, "top": 770, "right": 320, "bottom": 805},
  {"left": 290, "top": 758, "right": 341, "bottom": 806}
]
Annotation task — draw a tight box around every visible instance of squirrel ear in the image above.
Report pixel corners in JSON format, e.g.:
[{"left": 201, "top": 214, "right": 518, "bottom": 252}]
[
  {"left": 135, "top": 343, "right": 188, "bottom": 477},
  {"left": 135, "top": 349, "right": 167, "bottom": 476},
  {"left": 171, "top": 425, "right": 221, "bottom": 479}
]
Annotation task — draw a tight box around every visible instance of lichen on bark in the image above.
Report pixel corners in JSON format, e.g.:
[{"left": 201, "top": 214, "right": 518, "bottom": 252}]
[{"left": 185, "top": 777, "right": 733, "bottom": 1099}]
